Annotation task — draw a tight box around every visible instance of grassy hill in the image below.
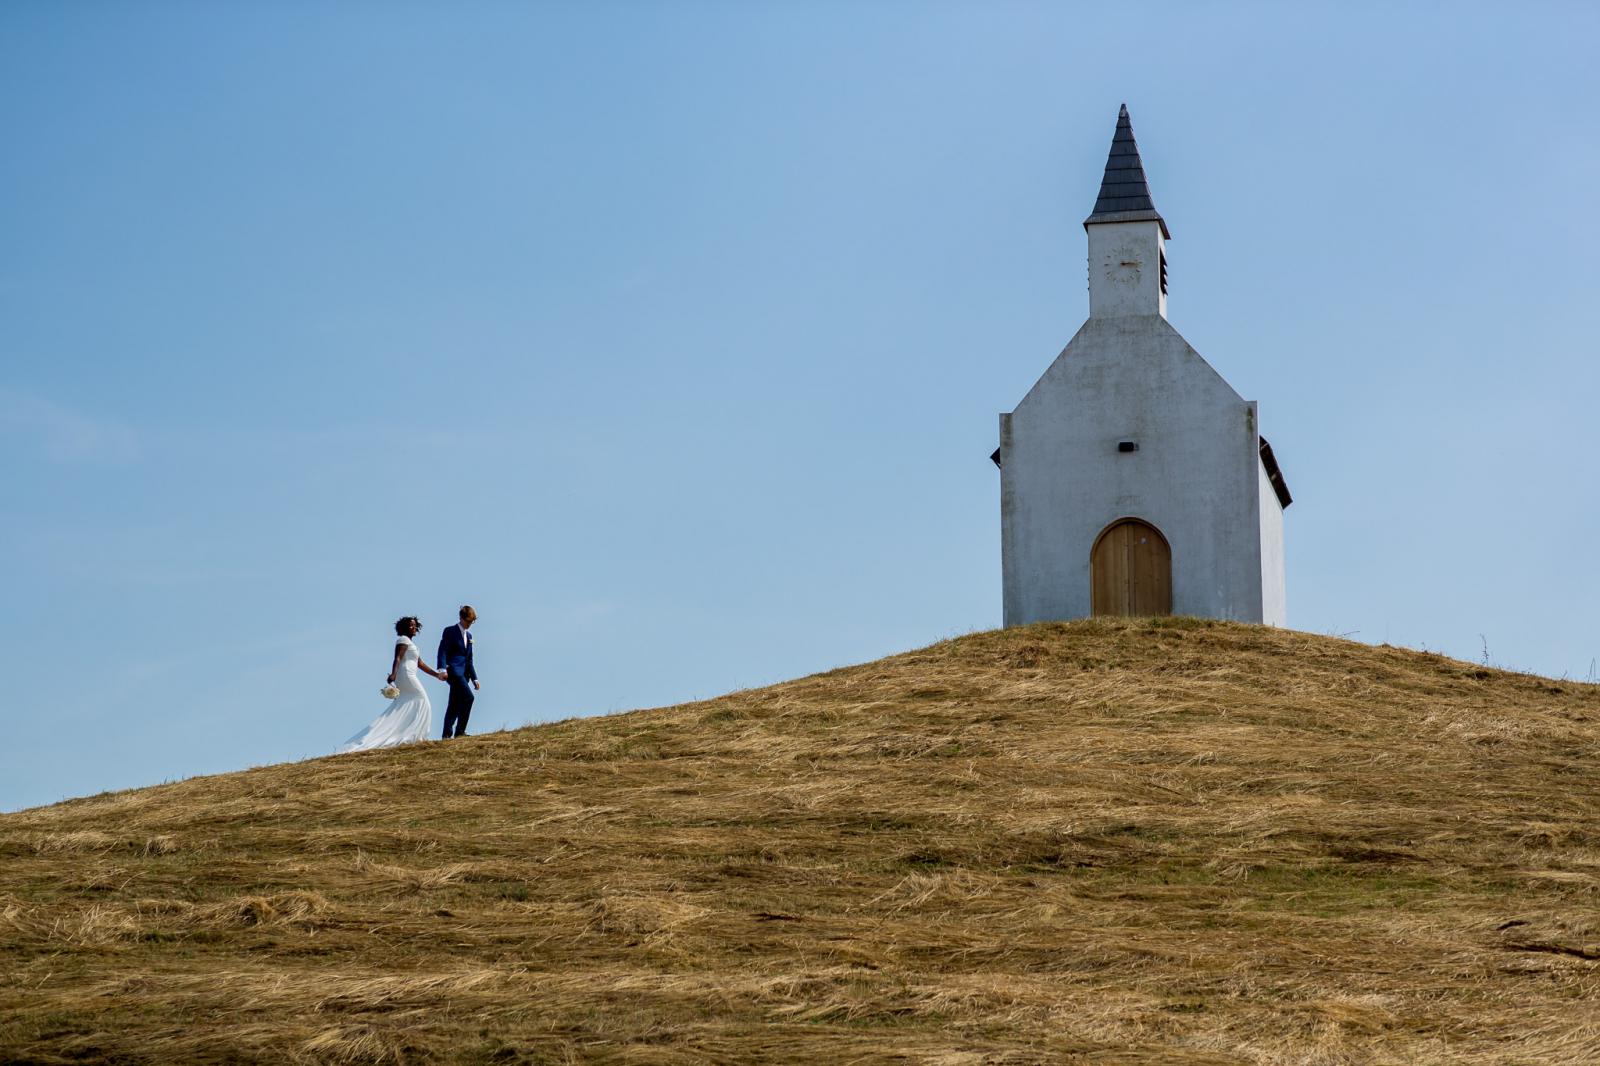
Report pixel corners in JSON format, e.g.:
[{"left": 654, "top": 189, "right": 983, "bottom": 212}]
[{"left": 3, "top": 618, "right": 1599, "bottom": 1065}]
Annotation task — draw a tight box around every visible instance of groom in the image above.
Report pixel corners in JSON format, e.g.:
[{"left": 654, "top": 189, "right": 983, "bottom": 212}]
[{"left": 437, "top": 605, "right": 480, "bottom": 739}]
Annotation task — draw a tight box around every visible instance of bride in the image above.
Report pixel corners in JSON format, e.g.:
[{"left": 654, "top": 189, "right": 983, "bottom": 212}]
[{"left": 338, "top": 616, "right": 448, "bottom": 753}]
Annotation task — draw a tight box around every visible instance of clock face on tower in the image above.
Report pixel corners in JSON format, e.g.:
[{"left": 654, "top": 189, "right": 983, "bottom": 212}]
[{"left": 1103, "top": 244, "right": 1143, "bottom": 286}]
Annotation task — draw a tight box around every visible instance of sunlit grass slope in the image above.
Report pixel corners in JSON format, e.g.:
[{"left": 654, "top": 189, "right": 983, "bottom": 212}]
[{"left": 3, "top": 618, "right": 1599, "bottom": 1064}]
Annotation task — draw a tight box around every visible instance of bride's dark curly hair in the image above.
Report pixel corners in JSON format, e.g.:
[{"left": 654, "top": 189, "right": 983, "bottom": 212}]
[{"left": 394, "top": 615, "right": 422, "bottom": 636}]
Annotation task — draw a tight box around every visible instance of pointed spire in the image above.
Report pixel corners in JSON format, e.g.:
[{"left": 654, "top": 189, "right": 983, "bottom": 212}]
[{"left": 1084, "top": 103, "right": 1170, "bottom": 238}]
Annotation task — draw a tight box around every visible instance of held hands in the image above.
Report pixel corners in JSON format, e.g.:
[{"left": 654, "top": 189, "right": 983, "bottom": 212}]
[{"left": 426, "top": 668, "right": 475, "bottom": 687}]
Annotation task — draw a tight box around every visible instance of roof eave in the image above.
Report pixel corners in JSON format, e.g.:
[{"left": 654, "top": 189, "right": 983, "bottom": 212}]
[
  {"left": 1083, "top": 209, "right": 1171, "bottom": 240},
  {"left": 1258, "top": 436, "right": 1293, "bottom": 509}
]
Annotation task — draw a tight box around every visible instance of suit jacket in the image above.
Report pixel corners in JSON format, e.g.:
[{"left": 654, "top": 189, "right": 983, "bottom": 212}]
[{"left": 437, "top": 623, "right": 477, "bottom": 682}]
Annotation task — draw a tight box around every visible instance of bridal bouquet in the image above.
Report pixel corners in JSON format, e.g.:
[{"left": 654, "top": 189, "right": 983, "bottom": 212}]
[{"left": 381, "top": 682, "right": 400, "bottom": 699}]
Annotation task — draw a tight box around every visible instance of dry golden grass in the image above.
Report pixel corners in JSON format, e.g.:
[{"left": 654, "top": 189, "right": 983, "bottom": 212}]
[{"left": 3, "top": 618, "right": 1599, "bottom": 1064}]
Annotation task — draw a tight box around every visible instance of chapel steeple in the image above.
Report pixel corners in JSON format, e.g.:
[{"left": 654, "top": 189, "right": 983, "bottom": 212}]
[
  {"left": 1084, "top": 103, "right": 1169, "bottom": 238},
  {"left": 1082, "top": 104, "right": 1170, "bottom": 319}
]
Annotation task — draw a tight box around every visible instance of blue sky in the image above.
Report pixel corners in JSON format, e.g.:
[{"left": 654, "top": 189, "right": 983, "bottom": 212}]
[{"left": 3, "top": 1, "right": 1597, "bottom": 812}]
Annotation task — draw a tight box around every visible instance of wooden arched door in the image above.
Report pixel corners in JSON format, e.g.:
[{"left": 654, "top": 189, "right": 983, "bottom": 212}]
[{"left": 1090, "top": 518, "right": 1172, "bottom": 616}]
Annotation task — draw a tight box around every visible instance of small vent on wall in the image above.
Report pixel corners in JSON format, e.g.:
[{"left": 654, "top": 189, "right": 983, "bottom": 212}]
[
  {"left": 1159, "top": 251, "right": 1168, "bottom": 296},
  {"left": 1117, "top": 441, "right": 1139, "bottom": 453}
]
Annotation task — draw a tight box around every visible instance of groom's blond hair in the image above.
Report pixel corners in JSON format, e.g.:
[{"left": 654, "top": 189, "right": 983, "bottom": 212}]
[{"left": 459, "top": 605, "right": 476, "bottom": 621}]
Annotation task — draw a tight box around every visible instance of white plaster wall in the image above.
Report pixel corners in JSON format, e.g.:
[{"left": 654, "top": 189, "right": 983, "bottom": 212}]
[
  {"left": 999, "top": 313, "right": 1265, "bottom": 625},
  {"left": 1257, "top": 462, "right": 1287, "bottom": 626}
]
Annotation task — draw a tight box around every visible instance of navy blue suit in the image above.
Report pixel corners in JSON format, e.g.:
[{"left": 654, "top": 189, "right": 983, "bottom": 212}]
[{"left": 436, "top": 623, "right": 478, "bottom": 738}]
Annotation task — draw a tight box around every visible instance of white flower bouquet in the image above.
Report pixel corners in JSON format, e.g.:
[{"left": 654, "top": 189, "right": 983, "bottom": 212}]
[{"left": 381, "top": 682, "right": 401, "bottom": 699}]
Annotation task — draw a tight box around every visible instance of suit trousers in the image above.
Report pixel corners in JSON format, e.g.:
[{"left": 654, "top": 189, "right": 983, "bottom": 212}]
[{"left": 442, "top": 673, "right": 475, "bottom": 738}]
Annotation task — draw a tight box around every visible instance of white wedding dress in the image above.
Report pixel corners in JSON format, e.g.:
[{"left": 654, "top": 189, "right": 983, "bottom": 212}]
[{"left": 338, "top": 636, "right": 432, "bottom": 753}]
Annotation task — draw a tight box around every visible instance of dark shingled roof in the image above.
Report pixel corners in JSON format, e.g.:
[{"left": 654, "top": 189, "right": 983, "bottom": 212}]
[{"left": 1084, "top": 104, "right": 1170, "bottom": 239}]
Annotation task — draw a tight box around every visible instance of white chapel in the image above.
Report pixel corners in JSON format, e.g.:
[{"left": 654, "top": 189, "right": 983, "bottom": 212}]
[{"left": 995, "top": 105, "right": 1291, "bottom": 625}]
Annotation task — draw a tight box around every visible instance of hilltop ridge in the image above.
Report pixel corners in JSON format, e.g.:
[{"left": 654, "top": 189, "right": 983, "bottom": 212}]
[{"left": 3, "top": 619, "right": 1598, "bottom": 1064}]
